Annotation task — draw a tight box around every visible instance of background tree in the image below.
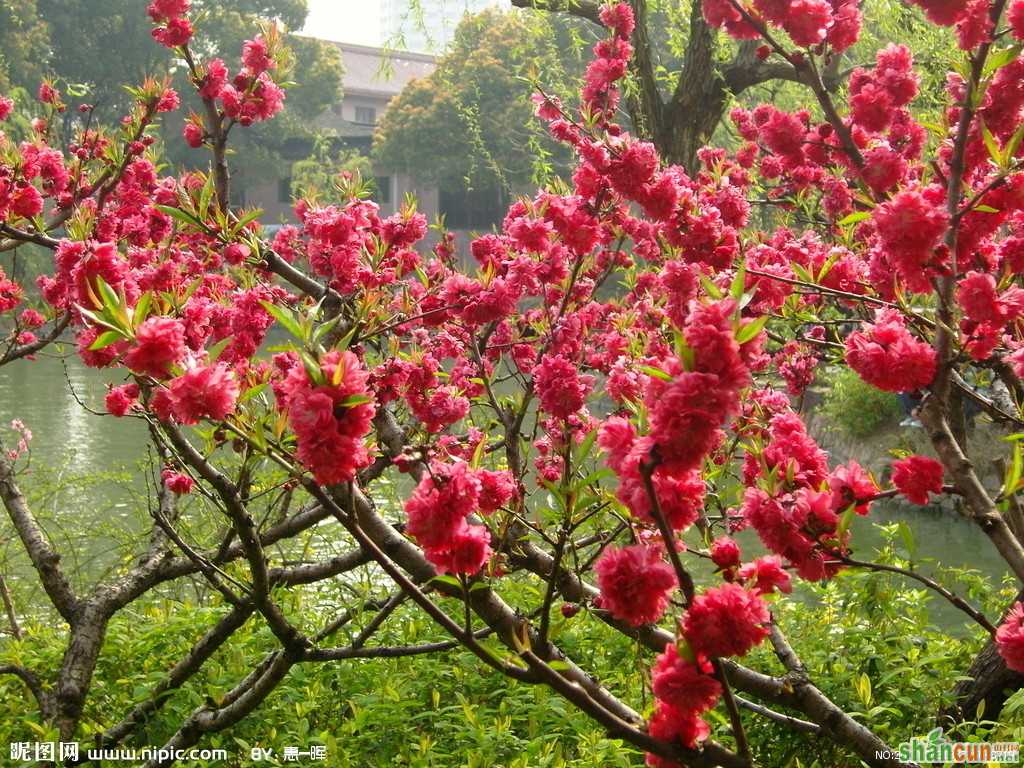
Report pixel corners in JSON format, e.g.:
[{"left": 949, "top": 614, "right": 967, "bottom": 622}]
[
  {"left": 37, "top": 0, "right": 343, "bottom": 188},
  {"left": 0, "top": 0, "right": 50, "bottom": 95},
  {"left": 373, "top": 9, "right": 581, "bottom": 221},
  {"left": 4, "top": 1, "right": 1024, "bottom": 767}
]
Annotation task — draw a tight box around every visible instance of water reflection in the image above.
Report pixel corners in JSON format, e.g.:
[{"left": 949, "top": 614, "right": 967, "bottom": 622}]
[{"left": 0, "top": 351, "right": 149, "bottom": 595}]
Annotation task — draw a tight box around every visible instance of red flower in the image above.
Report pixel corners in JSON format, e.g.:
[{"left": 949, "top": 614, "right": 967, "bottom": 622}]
[
  {"left": 534, "top": 354, "right": 593, "bottom": 419},
  {"left": 828, "top": 460, "right": 878, "bottom": 515},
  {"left": 161, "top": 468, "right": 194, "bottom": 495},
  {"left": 845, "top": 310, "right": 937, "bottom": 393},
  {"left": 10, "top": 184, "right": 43, "bottom": 219},
  {"left": 404, "top": 461, "right": 481, "bottom": 551},
  {"left": 738, "top": 556, "right": 793, "bottom": 595},
  {"left": 651, "top": 643, "right": 722, "bottom": 714},
  {"left": 147, "top": 0, "right": 190, "bottom": 22},
  {"left": 476, "top": 469, "right": 516, "bottom": 513},
  {"left": 710, "top": 537, "right": 741, "bottom": 571},
  {"left": 683, "top": 583, "right": 770, "bottom": 657},
  {"left": 910, "top": 0, "right": 968, "bottom": 25},
  {"left": 151, "top": 17, "right": 193, "bottom": 48},
  {"left": 891, "top": 455, "right": 944, "bottom": 505},
  {"left": 281, "top": 350, "right": 376, "bottom": 485},
  {"left": 124, "top": 317, "right": 186, "bottom": 378},
  {"left": 647, "top": 700, "right": 710, "bottom": 753},
  {"left": 0, "top": 268, "right": 23, "bottom": 313},
  {"left": 1010, "top": 0, "right": 1024, "bottom": 39},
  {"left": 426, "top": 524, "right": 492, "bottom": 575},
  {"left": 166, "top": 363, "right": 240, "bottom": 424},
  {"left": 183, "top": 120, "right": 204, "bottom": 148},
  {"left": 872, "top": 188, "right": 948, "bottom": 291},
  {"left": 599, "top": 2, "right": 636, "bottom": 38},
  {"left": 105, "top": 383, "right": 140, "bottom": 417},
  {"left": 781, "top": 0, "right": 833, "bottom": 47},
  {"left": 594, "top": 544, "right": 676, "bottom": 626},
  {"left": 996, "top": 602, "right": 1024, "bottom": 672},
  {"left": 242, "top": 36, "right": 273, "bottom": 75}
]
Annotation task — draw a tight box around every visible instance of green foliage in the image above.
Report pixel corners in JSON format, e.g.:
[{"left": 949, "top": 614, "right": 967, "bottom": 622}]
[
  {"left": 30, "top": 0, "right": 342, "bottom": 185},
  {"left": 0, "top": 0, "right": 50, "bottom": 94},
  {"left": 1, "top": 538, "right": 1012, "bottom": 767},
  {"left": 290, "top": 140, "right": 374, "bottom": 204},
  {"left": 373, "top": 9, "right": 580, "bottom": 195},
  {"left": 0, "top": 583, "right": 646, "bottom": 767},
  {"left": 821, "top": 367, "right": 904, "bottom": 438}
]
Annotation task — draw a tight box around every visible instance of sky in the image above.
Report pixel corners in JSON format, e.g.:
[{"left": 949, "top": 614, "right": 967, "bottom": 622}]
[{"left": 301, "top": 0, "right": 383, "bottom": 46}]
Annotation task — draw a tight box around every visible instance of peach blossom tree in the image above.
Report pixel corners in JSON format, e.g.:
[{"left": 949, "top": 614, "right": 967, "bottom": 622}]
[{"left": 2, "top": 0, "right": 1024, "bottom": 766}]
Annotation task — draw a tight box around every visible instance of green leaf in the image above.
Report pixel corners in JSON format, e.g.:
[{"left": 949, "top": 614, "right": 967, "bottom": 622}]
[
  {"left": 334, "top": 323, "right": 359, "bottom": 352},
  {"left": 299, "top": 349, "right": 325, "bottom": 386},
  {"left": 430, "top": 574, "right": 463, "bottom": 591},
  {"left": 1003, "top": 441, "right": 1023, "bottom": 498},
  {"left": 259, "top": 300, "right": 304, "bottom": 341},
  {"left": 981, "top": 120, "right": 1004, "bottom": 168},
  {"left": 94, "top": 276, "right": 121, "bottom": 312},
  {"left": 700, "top": 275, "right": 724, "bottom": 300},
  {"left": 339, "top": 394, "right": 373, "bottom": 408},
  {"left": 983, "top": 43, "right": 1023, "bottom": 76},
  {"left": 856, "top": 672, "right": 873, "bottom": 708},
  {"left": 817, "top": 249, "right": 842, "bottom": 283},
  {"left": 239, "top": 381, "right": 269, "bottom": 404},
  {"left": 198, "top": 174, "right": 214, "bottom": 219},
  {"left": 154, "top": 204, "right": 202, "bottom": 228},
  {"left": 736, "top": 315, "right": 768, "bottom": 344},
  {"left": 790, "top": 262, "right": 814, "bottom": 284},
  {"left": 574, "top": 428, "right": 598, "bottom": 463},
  {"left": 470, "top": 437, "right": 487, "bottom": 469},
  {"left": 896, "top": 521, "right": 917, "bottom": 558},
  {"left": 730, "top": 263, "right": 747, "bottom": 301},
  {"left": 1005, "top": 122, "right": 1024, "bottom": 166},
  {"left": 207, "top": 335, "right": 234, "bottom": 363},
  {"left": 312, "top": 314, "right": 343, "bottom": 344},
  {"left": 88, "top": 330, "right": 125, "bottom": 350},
  {"left": 834, "top": 503, "right": 857, "bottom": 542},
  {"left": 837, "top": 211, "right": 871, "bottom": 226},
  {"left": 974, "top": 204, "right": 1000, "bottom": 214},
  {"left": 232, "top": 208, "right": 264, "bottom": 235},
  {"left": 132, "top": 292, "right": 153, "bottom": 328},
  {"left": 74, "top": 304, "right": 122, "bottom": 334},
  {"left": 639, "top": 364, "right": 673, "bottom": 382}
]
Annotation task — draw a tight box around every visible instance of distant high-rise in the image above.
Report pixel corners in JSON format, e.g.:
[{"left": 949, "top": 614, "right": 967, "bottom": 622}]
[{"left": 381, "top": 0, "right": 505, "bottom": 53}]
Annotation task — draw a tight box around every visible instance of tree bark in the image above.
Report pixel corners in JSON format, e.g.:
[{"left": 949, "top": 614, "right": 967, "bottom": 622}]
[{"left": 938, "top": 637, "right": 1024, "bottom": 727}]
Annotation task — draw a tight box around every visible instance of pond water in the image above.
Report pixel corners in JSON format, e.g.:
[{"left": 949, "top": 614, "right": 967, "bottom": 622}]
[{"left": 0, "top": 353, "right": 1012, "bottom": 627}]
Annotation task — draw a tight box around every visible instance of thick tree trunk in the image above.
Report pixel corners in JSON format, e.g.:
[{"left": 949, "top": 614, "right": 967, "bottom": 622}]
[{"left": 939, "top": 638, "right": 1024, "bottom": 726}]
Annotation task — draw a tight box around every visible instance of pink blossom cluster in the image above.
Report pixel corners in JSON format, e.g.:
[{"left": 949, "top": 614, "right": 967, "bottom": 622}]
[
  {"left": 276, "top": 350, "right": 377, "bottom": 486},
  {"left": 404, "top": 462, "right": 515, "bottom": 575}
]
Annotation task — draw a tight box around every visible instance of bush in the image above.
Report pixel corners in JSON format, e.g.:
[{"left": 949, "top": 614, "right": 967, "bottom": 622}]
[
  {"left": 0, "top": 539, "right": 1006, "bottom": 767},
  {"left": 821, "top": 368, "right": 904, "bottom": 438}
]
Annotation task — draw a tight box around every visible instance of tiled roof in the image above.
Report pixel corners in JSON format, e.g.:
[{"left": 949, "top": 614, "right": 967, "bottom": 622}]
[{"left": 331, "top": 42, "right": 437, "bottom": 96}]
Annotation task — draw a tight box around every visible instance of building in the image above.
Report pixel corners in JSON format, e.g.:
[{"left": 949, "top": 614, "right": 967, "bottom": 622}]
[
  {"left": 381, "top": 0, "right": 506, "bottom": 53},
  {"left": 245, "top": 42, "right": 438, "bottom": 223}
]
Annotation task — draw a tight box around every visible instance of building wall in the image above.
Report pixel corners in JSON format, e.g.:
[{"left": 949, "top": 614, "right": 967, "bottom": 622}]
[{"left": 240, "top": 42, "right": 440, "bottom": 233}]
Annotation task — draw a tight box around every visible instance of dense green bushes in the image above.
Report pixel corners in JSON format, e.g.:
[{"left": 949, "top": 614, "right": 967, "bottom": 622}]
[
  {"left": 2, "top": 527, "right": 1017, "bottom": 767},
  {"left": 820, "top": 368, "right": 904, "bottom": 438}
]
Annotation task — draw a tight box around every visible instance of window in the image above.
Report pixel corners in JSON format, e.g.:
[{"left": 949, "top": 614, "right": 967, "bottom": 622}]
[
  {"left": 374, "top": 176, "right": 392, "bottom": 205},
  {"left": 354, "top": 106, "right": 376, "bottom": 125},
  {"left": 278, "top": 176, "right": 292, "bottom": 204}
]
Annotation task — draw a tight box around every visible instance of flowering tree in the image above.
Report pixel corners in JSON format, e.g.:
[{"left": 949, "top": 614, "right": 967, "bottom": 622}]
[{"left": 3, "top": 0, "right": 1024, "bottom": 766}]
